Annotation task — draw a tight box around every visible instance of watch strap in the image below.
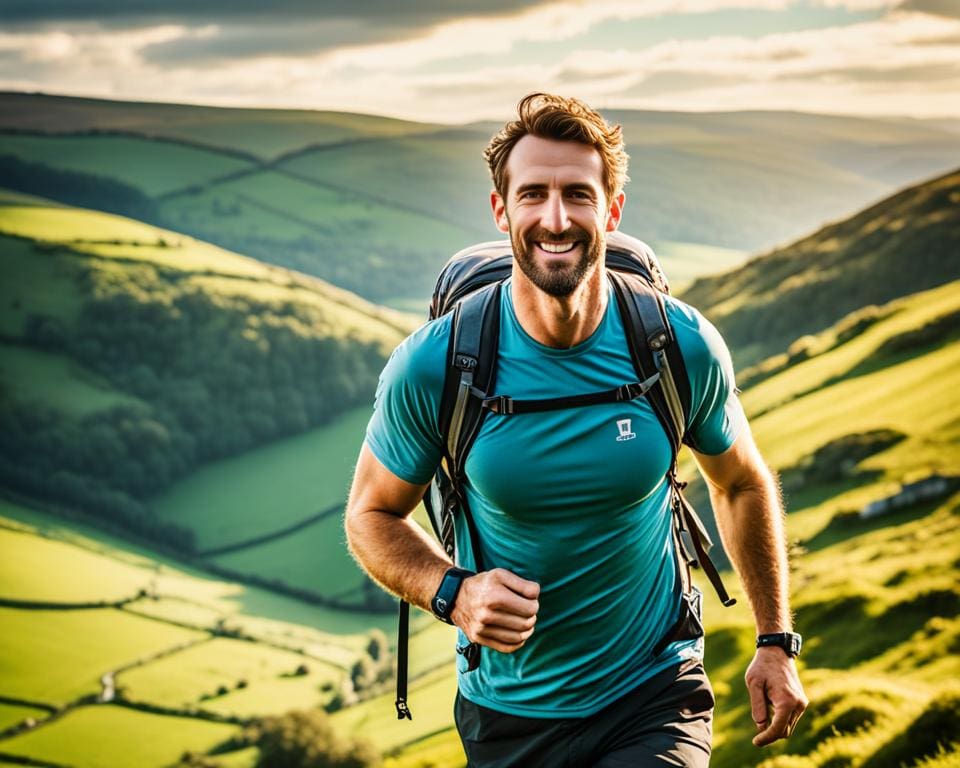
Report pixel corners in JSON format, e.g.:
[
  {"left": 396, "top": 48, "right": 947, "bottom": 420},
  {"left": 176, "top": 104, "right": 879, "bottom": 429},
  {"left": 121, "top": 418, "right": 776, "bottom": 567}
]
[
  {"left": 756, "top": 631, "right": 802, "bottom": 657},
  {"left": 431, "top": 567, "right": 474, "bottom": 624}
]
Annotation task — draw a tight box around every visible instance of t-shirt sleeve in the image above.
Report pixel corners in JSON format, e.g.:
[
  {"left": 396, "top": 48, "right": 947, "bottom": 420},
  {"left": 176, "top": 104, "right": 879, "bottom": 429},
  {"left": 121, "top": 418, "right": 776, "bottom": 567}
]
[
  {"left": 364, "top": 319, "right": 448, "bottom": 485},
  {"left": 670, "top": 301, "right": 747, "bottom": 456}
]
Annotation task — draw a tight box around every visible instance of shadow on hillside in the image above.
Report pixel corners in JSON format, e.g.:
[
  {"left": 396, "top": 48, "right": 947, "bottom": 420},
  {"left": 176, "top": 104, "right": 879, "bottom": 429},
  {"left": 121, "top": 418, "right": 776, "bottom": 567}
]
[
  {"left": 796, "top": 586, "right": 960, "bottom": 670},
  {"left": 802, "top": 496, "right": 946, "bottom": 555},
  {"left": 784, "top": 472, "right": 883, "bottom": 516},
  {"left": 817, "top": 330, "right": 959, "bottom": 392}
]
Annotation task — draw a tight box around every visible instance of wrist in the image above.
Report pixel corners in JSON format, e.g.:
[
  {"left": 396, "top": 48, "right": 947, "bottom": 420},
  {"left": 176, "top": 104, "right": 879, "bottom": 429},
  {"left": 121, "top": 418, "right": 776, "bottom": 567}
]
[
  {"left": 756, "top": 631, "right": 802, "bottom": 658},
  {"left": 430, "top": 567, "right": 474, "bottom": 624}
]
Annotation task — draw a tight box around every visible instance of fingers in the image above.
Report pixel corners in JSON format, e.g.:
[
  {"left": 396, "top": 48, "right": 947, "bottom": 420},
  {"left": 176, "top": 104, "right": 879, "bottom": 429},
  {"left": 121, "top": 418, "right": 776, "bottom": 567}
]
[
  {"left": 753, "top": 706, "right": 805, "bottom": 747},
  {"left": 745, "top": 649, "right": 809, "bottom": 748},
  {"left": 747, "top": 676, "right": 769, "bottom": 730},
  {"left": 453, "top": 568, "right": 541, "bottom": 653},
  {"left": 495, "top": 568, "right": 541, "bottom": 600}
]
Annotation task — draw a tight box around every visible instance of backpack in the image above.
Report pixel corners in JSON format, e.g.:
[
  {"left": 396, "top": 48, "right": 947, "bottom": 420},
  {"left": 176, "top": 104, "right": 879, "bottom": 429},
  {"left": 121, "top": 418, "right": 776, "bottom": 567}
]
[{"left": 394, "top": 230, "right": 735, "bottom": 720}]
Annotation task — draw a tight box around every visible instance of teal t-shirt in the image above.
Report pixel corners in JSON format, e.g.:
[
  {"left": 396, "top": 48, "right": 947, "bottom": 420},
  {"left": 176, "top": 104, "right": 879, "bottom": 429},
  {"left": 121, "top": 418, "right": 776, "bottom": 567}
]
[{"left": 366, "top": 277, "right": 745, "bottom": 718}]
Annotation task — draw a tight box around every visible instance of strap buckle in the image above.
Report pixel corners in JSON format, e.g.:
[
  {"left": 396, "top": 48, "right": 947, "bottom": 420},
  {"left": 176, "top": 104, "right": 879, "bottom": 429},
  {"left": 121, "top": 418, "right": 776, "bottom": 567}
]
[
  {"left": 395, "top": 698, "right": 412, "bottom": 720},
  {"left": 482, "top": 395, "right": 514, "bottom": 414}
]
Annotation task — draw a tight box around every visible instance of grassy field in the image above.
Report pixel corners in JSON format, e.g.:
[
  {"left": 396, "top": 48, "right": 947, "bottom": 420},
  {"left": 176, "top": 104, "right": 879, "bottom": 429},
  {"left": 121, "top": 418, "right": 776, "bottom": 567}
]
[
  {"left": 0, "top": 92, "right": 446, "bottom": 158},
  {"left": 0, "top": 704, "right": 49, "bottom": 732},
  {"left": 331, "top": 663, "right": 460, "bottom": 754},
  {"left": 0, "top": 522, "right": 151, "bottom": 603},
  {"left": 0, "top": 606, "right": 205, "bottom": 705},
  {"left": 653, "top": 239, "right": 749, "bottom": 291},
  {"left": 0, "top": 343, "right": 141, "bottom": 417},
  {"left": 151, "top": 407, "right": 371, "bottom": 549},
  {"left": 207, "top": 512, "right": 367, "bottom": 602},
  {"left": 117, "top": 636, "right": 341, "bottom": 715},
  {"left": 0, "top": 133, "right": 255, "bottom": 196},
  {"left": 0, "top": 704, "right": 240, "bottom": 768}
]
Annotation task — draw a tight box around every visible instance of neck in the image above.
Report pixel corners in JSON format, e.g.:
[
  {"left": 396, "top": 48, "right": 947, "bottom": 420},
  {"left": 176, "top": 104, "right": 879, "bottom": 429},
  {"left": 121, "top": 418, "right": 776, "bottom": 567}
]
[{"left": 511, "top": 263, "right": 608, "bottom": 349}]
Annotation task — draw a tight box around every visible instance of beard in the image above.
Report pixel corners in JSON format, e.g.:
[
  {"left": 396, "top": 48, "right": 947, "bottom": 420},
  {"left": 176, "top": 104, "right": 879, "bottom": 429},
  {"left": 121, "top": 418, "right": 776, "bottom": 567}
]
[{"left": 510, "top": 222, "right": 604, "bottom": 297}]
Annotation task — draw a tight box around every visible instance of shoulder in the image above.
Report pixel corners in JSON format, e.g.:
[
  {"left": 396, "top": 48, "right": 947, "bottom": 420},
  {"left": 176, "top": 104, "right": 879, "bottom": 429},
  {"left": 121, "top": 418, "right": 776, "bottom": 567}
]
[
  {"left": 662, "top": 294, "right": 732, "bottom": 372},
  {"left": 378, "top": 313, "right": 453, "bottom": 396}
]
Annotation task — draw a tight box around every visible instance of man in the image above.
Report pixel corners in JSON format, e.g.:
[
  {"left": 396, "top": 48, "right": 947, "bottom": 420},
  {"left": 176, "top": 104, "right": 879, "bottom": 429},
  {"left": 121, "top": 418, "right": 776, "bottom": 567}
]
[{"left": 345, "top": 93, "right": 807, "bottom": 766}]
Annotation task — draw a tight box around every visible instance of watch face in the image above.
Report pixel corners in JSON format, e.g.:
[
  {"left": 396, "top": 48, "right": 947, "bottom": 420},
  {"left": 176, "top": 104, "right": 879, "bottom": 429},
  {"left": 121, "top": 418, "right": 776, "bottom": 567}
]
[{"left": 435, "top": 597, "right": 448, "bottom": 614}]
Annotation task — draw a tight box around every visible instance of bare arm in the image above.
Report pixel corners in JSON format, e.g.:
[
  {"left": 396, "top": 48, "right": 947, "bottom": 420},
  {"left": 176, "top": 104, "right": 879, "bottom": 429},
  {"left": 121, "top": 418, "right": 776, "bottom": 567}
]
[
  {"left": 691, "top": 421, "right": 808, "bottom": 747},
  {"left": 344, "top": 443, "right": 539, "bottom": 652}
]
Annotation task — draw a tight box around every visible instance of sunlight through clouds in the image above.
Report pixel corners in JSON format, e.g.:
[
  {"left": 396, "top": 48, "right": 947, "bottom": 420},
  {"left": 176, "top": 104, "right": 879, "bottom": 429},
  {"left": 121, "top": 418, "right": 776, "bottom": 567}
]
[{"left": 0, "top": 0, "right": 954, "bottom": 122}]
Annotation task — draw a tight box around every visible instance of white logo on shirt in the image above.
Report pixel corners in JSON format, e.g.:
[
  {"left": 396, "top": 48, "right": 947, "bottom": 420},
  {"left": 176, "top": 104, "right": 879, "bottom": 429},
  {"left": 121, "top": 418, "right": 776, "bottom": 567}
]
[{"left": 616, "top": 419, "right": 636, "bottom": 442}]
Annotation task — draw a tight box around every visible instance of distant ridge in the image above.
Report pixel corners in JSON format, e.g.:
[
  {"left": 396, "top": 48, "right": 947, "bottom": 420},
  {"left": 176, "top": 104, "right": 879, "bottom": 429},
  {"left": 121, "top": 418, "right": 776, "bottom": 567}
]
[{"left": 681, "top": 166, "right": 960, "bottom": 367}]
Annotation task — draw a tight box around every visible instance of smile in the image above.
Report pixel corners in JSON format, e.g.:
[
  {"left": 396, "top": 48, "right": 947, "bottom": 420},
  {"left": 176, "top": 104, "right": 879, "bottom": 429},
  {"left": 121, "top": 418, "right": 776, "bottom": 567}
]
[{"left": 538, "top": 242, "right": 577, "bottom": 254}]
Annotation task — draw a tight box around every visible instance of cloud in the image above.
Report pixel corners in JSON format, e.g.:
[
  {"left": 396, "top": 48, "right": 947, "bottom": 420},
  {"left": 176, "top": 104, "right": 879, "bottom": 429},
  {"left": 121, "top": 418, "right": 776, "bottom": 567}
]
[
  {"left": 896, "top": 0, "right": 960, "bottom": 18},
  {"left": 0, "top": 1, "right": 956, "bottom": 122}
]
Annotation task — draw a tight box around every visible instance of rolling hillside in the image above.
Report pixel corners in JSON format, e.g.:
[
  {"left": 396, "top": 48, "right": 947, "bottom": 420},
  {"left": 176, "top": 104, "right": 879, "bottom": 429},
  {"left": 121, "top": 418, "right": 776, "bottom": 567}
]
[
  {"left": 0, "top": 191, "right": 414, "bottom": 562},
  {"left": 680, "top": 167, "right": 960, "bottom": 368},
  {"left": 1, "top": 92, "right": 957, "bottom": 304},
  {"left": 0, "top": 497, "right": 397, "bottom": 768}
]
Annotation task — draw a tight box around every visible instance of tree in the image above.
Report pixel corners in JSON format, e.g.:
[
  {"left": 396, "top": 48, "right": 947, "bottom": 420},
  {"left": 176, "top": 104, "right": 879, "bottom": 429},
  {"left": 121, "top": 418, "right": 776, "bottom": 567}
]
[{"left": 246, "top": 709, "right": 379, "bottom": 768}]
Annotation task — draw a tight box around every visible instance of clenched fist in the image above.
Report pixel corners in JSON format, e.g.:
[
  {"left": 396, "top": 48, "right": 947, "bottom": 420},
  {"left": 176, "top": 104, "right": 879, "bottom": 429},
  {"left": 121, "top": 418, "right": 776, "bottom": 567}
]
[{"left": 451, "top": 568, "right": 540, "bottom": 653}]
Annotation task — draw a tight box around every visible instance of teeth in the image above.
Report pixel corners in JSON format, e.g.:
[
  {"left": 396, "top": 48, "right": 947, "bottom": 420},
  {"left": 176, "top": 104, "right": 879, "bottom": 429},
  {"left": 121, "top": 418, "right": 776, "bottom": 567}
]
[{"left": 539, "top": 242, "right": 576, "bottom": 254}]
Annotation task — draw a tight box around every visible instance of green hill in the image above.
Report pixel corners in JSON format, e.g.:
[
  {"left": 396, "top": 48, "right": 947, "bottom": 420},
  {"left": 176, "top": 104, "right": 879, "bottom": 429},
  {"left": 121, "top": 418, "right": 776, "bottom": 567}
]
[
  {"left": 0, "top": 91, "right": 446, "bottom": 158},
  {"left": 2, "top": 92, "right": 957, "bottom": 305},
  {"left": 680, "top": 167, "right": 960, "bottom": 368},
  {"left": 0, "top": 192, "right": 413, "bottom": 552}
]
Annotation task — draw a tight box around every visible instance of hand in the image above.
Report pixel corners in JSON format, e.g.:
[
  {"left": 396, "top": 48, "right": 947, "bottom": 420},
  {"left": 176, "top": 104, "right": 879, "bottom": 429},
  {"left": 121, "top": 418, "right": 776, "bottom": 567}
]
[
  {"left": 451, "top": 568, "right": 540, "bottom": 653},
  {"left": 745, "top": 647, "right": 809, "bottom": 747}
]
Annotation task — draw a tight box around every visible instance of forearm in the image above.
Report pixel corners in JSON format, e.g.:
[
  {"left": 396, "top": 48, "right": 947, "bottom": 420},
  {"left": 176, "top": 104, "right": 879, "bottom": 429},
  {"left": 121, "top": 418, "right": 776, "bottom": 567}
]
[
  {"left": 345, "top": 506, "right": 452, "bottom": 612},
  {"left": 709, "top": 469, "right": 792, "bottom": 634}
]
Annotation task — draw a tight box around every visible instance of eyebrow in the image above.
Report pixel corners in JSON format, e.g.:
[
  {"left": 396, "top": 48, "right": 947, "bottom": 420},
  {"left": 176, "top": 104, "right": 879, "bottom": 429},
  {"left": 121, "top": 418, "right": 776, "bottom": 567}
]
[{"left": 513, "top": 182, "right": 598, "bottom": 196}]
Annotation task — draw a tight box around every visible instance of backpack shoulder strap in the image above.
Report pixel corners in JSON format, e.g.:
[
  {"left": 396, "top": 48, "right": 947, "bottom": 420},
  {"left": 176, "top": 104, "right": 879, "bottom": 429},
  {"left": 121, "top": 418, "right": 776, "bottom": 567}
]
[
  {"left": 609, "top": 270, "right": 736, "bottom": 608},
  {"left": 439, "top": 281, "right": 502, "bottom": 482},
  {"left": 608, "top": 270, "right": 690, "bottom": 462}
]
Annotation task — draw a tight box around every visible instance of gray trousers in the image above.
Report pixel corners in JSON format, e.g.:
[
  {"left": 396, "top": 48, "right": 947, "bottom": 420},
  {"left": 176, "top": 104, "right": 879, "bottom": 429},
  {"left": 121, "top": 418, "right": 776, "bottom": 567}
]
[{"left": 454, "top": 660, "right": 714, "bottom": 767}]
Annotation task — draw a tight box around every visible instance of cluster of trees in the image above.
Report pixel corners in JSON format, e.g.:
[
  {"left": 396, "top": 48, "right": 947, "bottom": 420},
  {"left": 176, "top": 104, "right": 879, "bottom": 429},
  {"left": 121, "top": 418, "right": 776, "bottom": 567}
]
[
  {"left": 4, "top": 252, "right": 392, "bottom": 550},
  {"left": 0, "top": 154, "right": 162, "bottom": 225}
]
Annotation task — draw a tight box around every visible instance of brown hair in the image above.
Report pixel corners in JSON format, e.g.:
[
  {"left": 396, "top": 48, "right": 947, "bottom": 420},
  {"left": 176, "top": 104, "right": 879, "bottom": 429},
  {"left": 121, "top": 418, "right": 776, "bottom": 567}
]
[{"left": 483, "top": 92, "right": 629, "bottom": 202}]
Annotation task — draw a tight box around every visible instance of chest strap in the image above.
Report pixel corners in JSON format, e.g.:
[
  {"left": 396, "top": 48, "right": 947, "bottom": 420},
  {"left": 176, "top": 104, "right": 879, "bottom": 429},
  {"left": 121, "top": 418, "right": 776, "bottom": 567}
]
[{"left": 479, "top": 371, "right": 661, "bottom": 415}]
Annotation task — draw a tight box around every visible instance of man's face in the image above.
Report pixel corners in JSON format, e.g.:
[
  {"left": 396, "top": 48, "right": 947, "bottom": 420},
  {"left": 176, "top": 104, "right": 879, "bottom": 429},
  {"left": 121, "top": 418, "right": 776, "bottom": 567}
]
[{"left": 491, "top": 134, "right": 624, "bottom": 297}]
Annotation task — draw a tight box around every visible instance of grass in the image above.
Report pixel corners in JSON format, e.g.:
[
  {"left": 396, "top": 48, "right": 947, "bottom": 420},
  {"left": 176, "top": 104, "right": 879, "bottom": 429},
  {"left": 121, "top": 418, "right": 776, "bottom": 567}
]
[
  {"left": 117, "top": 636, "right": 341, "bottom": 716},
  {"left": 0, "top": 343, "right": 141, "bottom": 416},
  {"left": 330, "top": 663, "right": 460, "bottom": 753},
  {"left": 0, "top": 607, "right": 205, "bottom": 706},
  {"left": 151, "top": 407, "right": 370, "bottom": 550},
  {"left": 162, "top": 168, "right": 476, "bottom": 251},
  {"left": 0, "top": 499, "right": 383, "bottom": 646},
  {"left": 386, "top": 728, "right": 466, "bottom": 768},
  {"left": 0, "top": 703, "right": 48, "bottom": 732},
  {"left": 0, "top": 133, "right": 254, "bottom": 196},
  {"left": 0, "top": 523, "right": 151, "bottom": 603},
  {"left": 206, "top": 511, "right": 367, "bottom": 602},
  {"left": 0, "top": 704, "right": 239, "bottom": 768},
  {"left": 654, "top": 240, "right": 749, "bottom": 292},
  {"left": 0, "top": 203, "right": 268, "bottom": 279},
  {"left": 0, "top": 92, "right": 444, "bottom": 157}
]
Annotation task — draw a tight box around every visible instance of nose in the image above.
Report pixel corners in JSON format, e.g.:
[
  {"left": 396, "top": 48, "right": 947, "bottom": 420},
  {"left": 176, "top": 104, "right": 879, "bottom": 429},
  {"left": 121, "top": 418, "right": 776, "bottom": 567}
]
[{"left": 541, "top": 192, "right": 570, "bottom": 234}]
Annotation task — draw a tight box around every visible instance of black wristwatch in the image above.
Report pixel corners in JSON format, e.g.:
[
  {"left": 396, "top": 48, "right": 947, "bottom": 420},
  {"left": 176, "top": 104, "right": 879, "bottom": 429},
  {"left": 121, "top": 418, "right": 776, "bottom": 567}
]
[
  {"left": 431, "top": 567, "right": 474, "bottom": 624},
  {"left": 756, "top": 632, "right": 803, "bottom": 658}
]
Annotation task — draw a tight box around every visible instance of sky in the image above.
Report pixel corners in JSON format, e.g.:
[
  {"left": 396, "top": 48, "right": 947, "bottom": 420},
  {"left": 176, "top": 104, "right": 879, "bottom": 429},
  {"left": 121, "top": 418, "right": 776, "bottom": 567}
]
[{"left": 0, "top": 0, "right": 957, "bottom": 123}]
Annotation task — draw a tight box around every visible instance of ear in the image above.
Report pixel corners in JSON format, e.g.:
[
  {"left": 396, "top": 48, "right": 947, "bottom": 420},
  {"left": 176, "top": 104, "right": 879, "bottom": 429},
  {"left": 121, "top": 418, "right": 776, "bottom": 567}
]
[
  {"left": 491, "top": 190, "right": 509, "bottom": 234},
  {"left": 605, "top": 191, "right": 625, "bottom": 232}
]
